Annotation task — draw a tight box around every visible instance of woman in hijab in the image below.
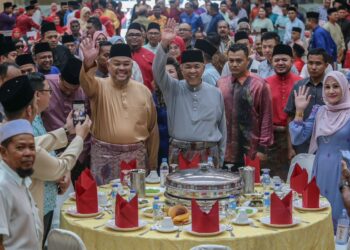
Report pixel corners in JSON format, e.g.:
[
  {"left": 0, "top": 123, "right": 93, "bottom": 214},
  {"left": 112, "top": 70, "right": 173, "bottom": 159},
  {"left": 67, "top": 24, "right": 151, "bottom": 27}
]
[
  {"left": 109, "top": 35, "right": 124, "bottom": 44},
  {"left": 80, "top": 7, "right": 92, "bottom": 31},
  {"left": 289, "top": 71, "right": 350, "bottom": 229},
  {"left": 168, "top": 36, "right": 185, "bottom": 63},
  {"left": 92, "top": 30, "right": 108, "bottom": 47}
]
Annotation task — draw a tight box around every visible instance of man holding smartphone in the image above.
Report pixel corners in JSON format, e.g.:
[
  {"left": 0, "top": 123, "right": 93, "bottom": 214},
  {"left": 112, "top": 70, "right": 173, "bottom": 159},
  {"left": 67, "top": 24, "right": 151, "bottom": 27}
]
[{"left": 80, "top": 38, "right": 159, "bottom": 185}]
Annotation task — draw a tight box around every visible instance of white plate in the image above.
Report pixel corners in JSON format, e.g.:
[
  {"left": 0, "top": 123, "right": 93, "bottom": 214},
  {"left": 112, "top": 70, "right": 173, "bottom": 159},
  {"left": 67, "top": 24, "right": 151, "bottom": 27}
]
[
  {"left": 293, "top": 199, "right": 330, "bottom": 211},
  {"left": 105, "top": 219, "right": 147, "bottom": 231},
  {"left": 138, "top": 199, "right": 150, "bottom": 209},
  {"left": 236, "top": 207, "right": 258, "bottom": 217},
  {"left": 146, "top": 177, "right": 160, "bottom": 184},
  {"left": 69, "top": 192, "right": 76, "bottom": 200},
  {"left": 141, "top": 207, "right": 154, "bottom": 218},
  {"left": 259, "top": 216, "right": 301, "bottom": 228},
  {"left": 65, "top": 206, "right": 103, "bottom": 218},
  {"left": 184, "top": 224, "right": 226, "bottom": 236},
  {"left": 155, "top": 225, "right": 179, "bottom": 233},
  {"left": 232, "top": 218, "right": 253, "bottom": 225},
  {"left": 145, "top": 187, "right": 165, "bottom": 197}
]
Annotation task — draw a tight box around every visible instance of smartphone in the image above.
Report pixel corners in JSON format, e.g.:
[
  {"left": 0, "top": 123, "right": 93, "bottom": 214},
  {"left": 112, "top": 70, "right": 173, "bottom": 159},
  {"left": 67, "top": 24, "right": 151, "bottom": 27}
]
[{"left": 73, "top": 100, "right": 86, "bottom": 126}]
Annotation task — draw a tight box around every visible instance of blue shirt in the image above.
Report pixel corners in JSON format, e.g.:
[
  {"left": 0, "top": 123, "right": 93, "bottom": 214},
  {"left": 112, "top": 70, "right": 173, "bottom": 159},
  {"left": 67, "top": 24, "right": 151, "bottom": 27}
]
[
  {"left": 32, "top": 115, "right": 58, "bottom": 215},
  {"left": 206, "top": 13, "right": 225, "bottom": 34},
  {"left": 180, "top": 12, "right": 203, "bottom": 33},
  {"left": 269, "top": 13, "right": 279, "bottom": 25},
  {"left": 202, "top": 63, "right": 220, "bottom": 86},
  {"left": 309, "top": 25, "right": 337, "bottom": 63},
  {"left": 38, "top": 66, "right": 60, "bottom": 75}
]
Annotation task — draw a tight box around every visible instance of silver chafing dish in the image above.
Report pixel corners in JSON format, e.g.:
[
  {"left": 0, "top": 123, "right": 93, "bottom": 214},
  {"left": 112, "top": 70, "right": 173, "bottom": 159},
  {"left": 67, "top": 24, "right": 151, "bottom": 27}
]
[{"left": 164, "top": 164, "right": 243, "bottom": 209}]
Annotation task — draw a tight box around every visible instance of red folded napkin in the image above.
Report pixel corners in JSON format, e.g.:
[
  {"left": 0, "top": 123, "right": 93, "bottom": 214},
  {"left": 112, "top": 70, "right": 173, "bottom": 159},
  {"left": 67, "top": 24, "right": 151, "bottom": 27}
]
[
  {"left": 178, "top": 153, "right": 200, "bottom": 170},
  {"left": 271, "top": 191, "right": 293, "bottom": 224},
  {"left": 290, "top": 164, "right": 308, "bottom": 194},
  {"left": 115, "top": 194, "right": 138, "bottom": 228},
  {"left": 302, "top": 177, "right": 320, "bottom": 208},
  {"left": 191, "top": 199, "right": 219, "bottom": 233},
  {"left": 75, "top": 169, "right": 98, "bottom": 214},
  {"left": 120, "top": 159, "right": 137, "bottom": 183},
  {"left": 244, "top": 154, "right": 261, "bottom": 183}
]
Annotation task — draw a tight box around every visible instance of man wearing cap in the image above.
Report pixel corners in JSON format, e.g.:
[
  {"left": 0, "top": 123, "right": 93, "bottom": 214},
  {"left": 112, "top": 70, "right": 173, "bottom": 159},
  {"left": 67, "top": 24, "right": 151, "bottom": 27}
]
[
  {"left": 0, "top": 2, "right": 16, "bottom": 31},
  {"left": 323, "top": 8, "right": 346, "bottom": 63},
  {"left": 126, "top": 22, "right": 155, "bottom": 92},
  {"left": 221, "top": 31, "right": 261, "bottom": 76},
  {"left": 61, "top": 34, "right": 78, "bottom": 56},
  {"left": 0, "top": 38, "right": 17, "bottom": 64},
  {"left": 143, "top": 22, "right": 161, "bottom": 54},
  {"left": 265, "top": 44, "right": 302, "bottom": 179},
  {"left": 148, "top": 5, "right": 168, "bottom": 30},
  {"left": 16, "top": 53, "right": 37, "bottom": 75},
  {"left": 40, "top": 21, "right": 72, "bottom": 71},
  {"left": 289, "top": 27, "right": 306, "bottom": 49},
  {"left": 0, "top": 119, "right": 42, "bottom": 250},
  {"left": 56, "top": 2, "right": 68, "bottom": 27},
  {"left": 283, "top": 6, "right": 305, "bottom": 45},
  {"left": 258, "top": 31, "right": 299, "bottom": 78},
  {"left": 33, "top": 42, "right": 60, "bottom": 75},
  {"left": 41, "top": 57, "right": 90, "bottom": 184},
  {"left": 0, "top": 75, "right": 91, "bottom": 221},
  {"left": 153, "top": 19, "right": 226, "bottom": 167},
  {"left": 218, "top": 43, "right": 273, "bottom": 170},
  {"left": 80, "top": 38, "right": 159, "bottom": 185},
  {"left": 206, "top": 3, "right": 225, "bottom": 34},
  {"left": 217, "top": 20, "right": 233, "bottom": 53},
  {"left": 15, "top": 5, "right": 40, "bottom": 36},
  {"left": 306, "top": 11, "right": 337, "bottom": 63},
  {"left": 194, "top": 39, "right": 220, "bottom": 86}
]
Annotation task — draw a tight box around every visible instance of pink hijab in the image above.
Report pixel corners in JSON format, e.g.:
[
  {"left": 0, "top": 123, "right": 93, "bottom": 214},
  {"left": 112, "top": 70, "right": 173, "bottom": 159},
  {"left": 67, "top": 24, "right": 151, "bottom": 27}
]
[{"left": 309, "top": 71, "right": 350, "bottom": 153}]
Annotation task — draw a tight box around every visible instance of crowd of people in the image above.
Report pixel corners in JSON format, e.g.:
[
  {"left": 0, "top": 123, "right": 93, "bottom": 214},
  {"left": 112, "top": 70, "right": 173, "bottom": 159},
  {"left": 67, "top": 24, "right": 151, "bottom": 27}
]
[{"left": 1, "top": 0, "right": 350, "bottom": 248}]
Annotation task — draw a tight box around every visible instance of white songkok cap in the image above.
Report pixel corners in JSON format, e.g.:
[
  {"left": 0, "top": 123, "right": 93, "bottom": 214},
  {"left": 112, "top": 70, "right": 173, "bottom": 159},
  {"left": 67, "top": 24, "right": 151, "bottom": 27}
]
[{"left": 0, "top": 119, "right": 34, "bottom": 143}]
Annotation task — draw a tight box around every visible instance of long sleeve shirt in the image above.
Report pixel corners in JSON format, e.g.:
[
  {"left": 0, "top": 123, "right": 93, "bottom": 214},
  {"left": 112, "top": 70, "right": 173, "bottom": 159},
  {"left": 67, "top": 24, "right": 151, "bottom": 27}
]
[
  {"left": 218, "top": 74, "right": 273, "bottom": 163},
  {"left": 202, "top": 63, "right": 220, "bottom": 86},
  {"left": 15, "top": 14, "right": 40, "bottom": 35},
  {"left": 153, "top": 45, "right": 227, "bottom": 163},
  {"left": 180, "top": 12, "right": 203, "bottom": 33},
  {"left": 283, "top": 18, "right": 305, "bottom": 45},
  {"left": 323, "top": 21, "right": 346, "bottom": 55},
  {"left": 309, "top": 25, "right": 337, "bottom": 63},
  {"left": 0, "top": 12, "right": 16, "bottom": 31},
  {"left": 206, "top": 13, "right": 225, "bottom": 34},
  {"left": 31, "top": 128, "right": 84, "bottom": 220},
  {"left": 132, "top": 47, "right": 155, "bottom": 92},
  {"left": 79, "top": 65, "right": 159, "bottom": 168}
]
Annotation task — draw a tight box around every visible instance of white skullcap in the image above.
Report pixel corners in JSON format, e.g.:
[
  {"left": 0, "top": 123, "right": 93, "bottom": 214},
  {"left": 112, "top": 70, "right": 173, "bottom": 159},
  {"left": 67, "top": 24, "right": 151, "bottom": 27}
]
[{"left": 0, "top": 119, "right": 34, "bottom": 143}]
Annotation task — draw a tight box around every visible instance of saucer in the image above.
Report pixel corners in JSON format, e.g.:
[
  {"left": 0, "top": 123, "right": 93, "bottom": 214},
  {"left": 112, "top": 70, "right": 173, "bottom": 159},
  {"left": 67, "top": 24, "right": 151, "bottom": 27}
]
[
  {"left": 293, "top": 199, "right": 330, "bottom": 211},
  {"left": 155, "top": 225, "right": 178, "bottom": 233},
  {"left": 65, "top": 206, "right": 103, "bottom": 218},
  {"left": 232, "top": 218, "right": 253, "bottom": 225},
  {"left": 105, "top": 219, "right": 147, "bottom": 231}
]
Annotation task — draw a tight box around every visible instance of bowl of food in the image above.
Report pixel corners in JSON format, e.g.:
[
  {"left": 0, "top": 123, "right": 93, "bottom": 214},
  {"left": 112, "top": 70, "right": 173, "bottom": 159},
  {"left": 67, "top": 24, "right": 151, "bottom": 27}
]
[{"left": 168, "top": 205, "right": 191, "bottom": 225}]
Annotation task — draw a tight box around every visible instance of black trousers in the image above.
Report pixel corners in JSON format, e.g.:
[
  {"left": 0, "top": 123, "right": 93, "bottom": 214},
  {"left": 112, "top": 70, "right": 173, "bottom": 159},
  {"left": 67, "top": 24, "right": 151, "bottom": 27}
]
[{"left": 42, "top": 210, "right": 54, "bottom": 248}]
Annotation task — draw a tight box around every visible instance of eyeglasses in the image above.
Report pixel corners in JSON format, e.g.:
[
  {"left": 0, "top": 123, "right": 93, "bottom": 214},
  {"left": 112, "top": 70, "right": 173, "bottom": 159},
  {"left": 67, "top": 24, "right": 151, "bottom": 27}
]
[
  {"left": 127, "top": 33, "right": 142, "bottom": 37},
  {"left": 148, "top": 32, "right": 160, "bottom": 36},
  {"left": 16, "top": 45, "right": 24, "bottom": 49},
  {"left": 179, "top": 28, "right": 191, "bottom": 32},
  {"left": 39, "top": 89, "right": 53, "bottom": 94}
]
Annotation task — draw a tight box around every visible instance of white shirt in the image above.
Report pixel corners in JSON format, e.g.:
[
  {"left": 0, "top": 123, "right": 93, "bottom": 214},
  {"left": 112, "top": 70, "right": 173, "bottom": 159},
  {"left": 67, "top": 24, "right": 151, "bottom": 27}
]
[
  {"left": 221, "top": 59, "right": 261, "bottom": 77},
  {"left": 300, "top": 63, "right": 333, "bottom": 79},
  {"left": 0, "top": 161, "right": 42, "bottom": 250}
]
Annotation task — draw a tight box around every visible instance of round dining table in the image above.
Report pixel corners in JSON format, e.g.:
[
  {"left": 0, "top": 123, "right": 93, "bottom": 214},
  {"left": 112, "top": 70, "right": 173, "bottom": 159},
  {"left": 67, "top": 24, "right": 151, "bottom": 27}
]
[{"left": 60, "top": 183, "right": 335, "bottom": 250}]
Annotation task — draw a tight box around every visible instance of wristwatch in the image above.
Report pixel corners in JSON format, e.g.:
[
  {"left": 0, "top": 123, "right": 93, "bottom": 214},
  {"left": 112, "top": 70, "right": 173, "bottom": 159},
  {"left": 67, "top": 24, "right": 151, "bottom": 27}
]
[{"left": 339, "top": 180, "right": 350, "bottom": 193}]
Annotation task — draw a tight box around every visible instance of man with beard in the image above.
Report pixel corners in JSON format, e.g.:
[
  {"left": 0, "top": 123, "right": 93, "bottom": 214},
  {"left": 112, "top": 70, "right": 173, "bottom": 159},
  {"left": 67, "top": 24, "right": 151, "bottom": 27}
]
[
  {"left": 265, "top": 44, "right": 302, "bottom": 179},
  {"left": 0, "top": 119, "right": 42, "bottom": 250},
  {"left": 79, "top": 39, "right": 159, "bottom": 185},
  {"left": 33, "top": 42, "right": 60, "bottom": 75},
  {"left": 126, "top": 23, "right": 155, "bottom": 91},
  {"left": 143, "top": 22, "right": 161, "bottom": 54},
  {"left": 153, "top": 19, "right": 226, "bottom": 168},
  {"left": 41, "top": 21, "right": 72, "bottom": 71},
  {"left": 218, "top": 43, "right": 273, "bottom": 170},
  {"left": 217, "top": 20, "right": 233, "bottom": 53}
]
